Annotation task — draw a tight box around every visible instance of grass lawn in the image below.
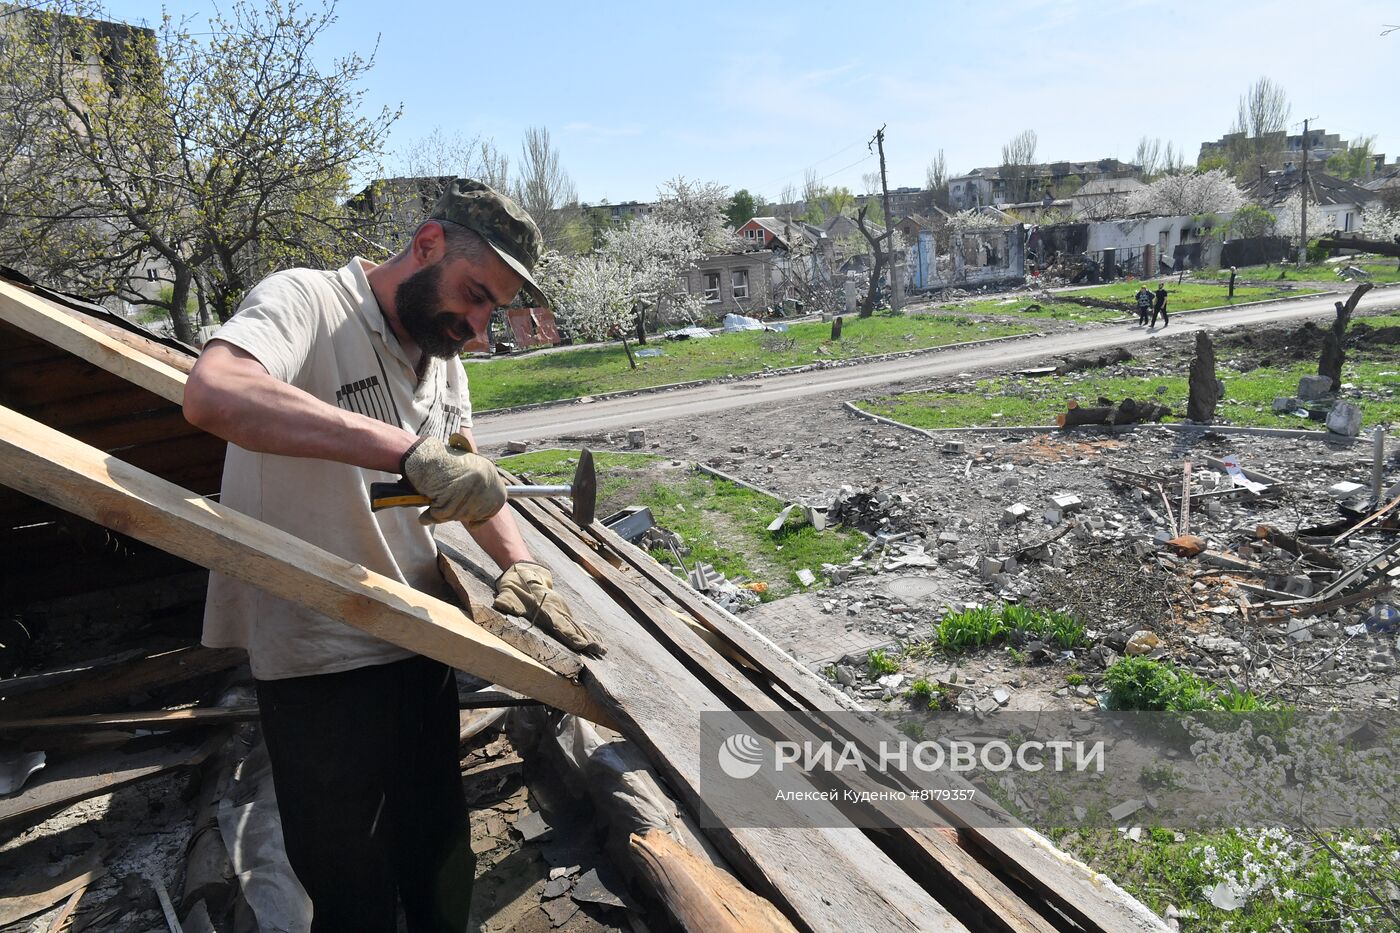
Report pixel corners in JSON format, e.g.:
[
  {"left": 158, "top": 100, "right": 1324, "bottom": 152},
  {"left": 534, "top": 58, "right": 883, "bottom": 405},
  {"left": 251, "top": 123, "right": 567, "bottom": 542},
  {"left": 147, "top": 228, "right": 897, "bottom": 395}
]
[
  {"left": 927, "top": 296, "right": 1124, "bottom": 323},
  {"left": 1206, "top": 259, "right": 1400, "bottom": 286},
  {"left": 466, "top": 314, "right": 1031, "bottom": 411},
  {"left": 859, "top": 354, "right": 1400, "bottom": 431},
  {"left": 497, "top": 450, "right": 864, "bottom": 598},
  {"left": 1060, "top": 280, "right": 1321, "bottom": 310}
]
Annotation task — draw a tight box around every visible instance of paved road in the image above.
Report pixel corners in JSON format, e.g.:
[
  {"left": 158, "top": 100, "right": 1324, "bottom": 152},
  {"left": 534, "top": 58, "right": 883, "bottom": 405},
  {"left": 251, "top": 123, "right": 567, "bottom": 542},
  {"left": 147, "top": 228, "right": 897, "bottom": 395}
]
[{"left": 475, "top": 290, "right": 1400, "bottom": 446}]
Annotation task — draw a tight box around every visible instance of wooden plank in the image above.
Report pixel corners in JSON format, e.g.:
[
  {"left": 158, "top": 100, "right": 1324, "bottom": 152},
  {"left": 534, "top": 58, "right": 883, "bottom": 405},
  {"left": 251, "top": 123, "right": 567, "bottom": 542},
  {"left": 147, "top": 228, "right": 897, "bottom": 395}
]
[
  {"left": 0, "top": 731, "right": 227, "bottom": 826},
  {"left": 0, "top": 646, "right": 242, "bottom": 720},
  {"left": 0, "top": 707, "right": 259, "bottom": 731},
  {"left": 0, "top": 276, "right": 197, "bottom": 374},
  {"left": 61, "top": 308, "right": 197, "bottom": 375},
  {"left": 498, "top": 501, "right": 1078, "bottom": 932},
  {"left": 0, "top": 855, "right": 104, "bottom": 926},
  {"left": 508, "top": 485, "right": 855, "bottom": 716},
  {"left": 62, "top": 407, "right": 204, "bottom": 453},
  {"left": 0, "top": 279, "right": 186, "bottom": 405},
  {"left": 45, "top": 882, "right": 88, "bottom": 932},
  {"left": 436, "top": 524, "right": 969, "bottom": 933},
  {"left": 0, "top": 355, "right": 136, "bottom": 406},
  {"left": 436, "top": 547, "right": 583, "bottom": 679},
  {"left": 1333, "top": 491, "right": 1400, "bottom": 544},
  {"left": 0, "top": 692, "right": 537, "bottom": 732},
  {"left": 118, "top": 432, "right": 229, "bottom": 477},
  {"left": 516, "top": 497, "right": 1160, "bottom": 933},
  {"left": 0, "top": 404, "right": 613, "bottom": 728},
  {"left": 12, "top": 384, "right": 175, "bottom": 434}
]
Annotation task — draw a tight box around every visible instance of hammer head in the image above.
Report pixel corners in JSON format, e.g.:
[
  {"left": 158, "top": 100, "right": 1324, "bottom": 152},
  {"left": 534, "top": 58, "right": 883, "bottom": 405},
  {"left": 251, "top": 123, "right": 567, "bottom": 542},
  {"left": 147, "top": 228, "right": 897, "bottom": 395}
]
[{"left": 571, "top": 449, "right": 597, "bottom": 526}]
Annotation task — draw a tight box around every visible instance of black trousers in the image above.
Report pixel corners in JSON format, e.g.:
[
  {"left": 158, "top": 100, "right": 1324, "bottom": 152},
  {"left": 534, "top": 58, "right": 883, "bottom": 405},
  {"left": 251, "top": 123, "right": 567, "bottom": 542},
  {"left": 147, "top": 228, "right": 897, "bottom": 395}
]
[
  {"left": 256, "top": 656, "right": 474, "bottom": 932},
  {"left": 1151, "top": 303, "right": 1168, "bottom": 326}
]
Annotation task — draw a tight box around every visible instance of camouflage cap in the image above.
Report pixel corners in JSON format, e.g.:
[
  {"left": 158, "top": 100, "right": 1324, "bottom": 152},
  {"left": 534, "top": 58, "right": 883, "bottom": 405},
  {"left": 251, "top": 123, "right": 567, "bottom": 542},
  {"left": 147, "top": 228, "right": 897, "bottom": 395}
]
[{"left": 429, "top": 178, "right": 548, "bottom": 308}]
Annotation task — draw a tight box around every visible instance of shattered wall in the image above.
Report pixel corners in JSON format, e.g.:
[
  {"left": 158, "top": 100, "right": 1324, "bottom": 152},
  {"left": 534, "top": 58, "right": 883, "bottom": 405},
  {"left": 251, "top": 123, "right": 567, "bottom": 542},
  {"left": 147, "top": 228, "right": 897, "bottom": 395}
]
[{"left": 914, "top": 223, "right": 1025, "bottom": 291}]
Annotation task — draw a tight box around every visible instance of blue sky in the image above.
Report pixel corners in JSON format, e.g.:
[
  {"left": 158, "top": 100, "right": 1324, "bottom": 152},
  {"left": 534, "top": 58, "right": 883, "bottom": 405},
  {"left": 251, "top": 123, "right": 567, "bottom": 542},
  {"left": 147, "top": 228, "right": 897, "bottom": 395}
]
[{"left": 100, "top": 0, "right": 1399, "bottom": 205}]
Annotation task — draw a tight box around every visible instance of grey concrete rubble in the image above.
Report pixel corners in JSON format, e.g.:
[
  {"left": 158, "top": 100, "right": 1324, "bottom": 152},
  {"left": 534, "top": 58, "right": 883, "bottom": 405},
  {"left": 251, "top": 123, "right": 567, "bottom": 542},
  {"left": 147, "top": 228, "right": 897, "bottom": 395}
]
[
  {"left": 1327, "top": 400, "right": 1363, "bottom": 437},
  {"left": 1298, "top": 374, "right": 1333, "bottom": 400}
]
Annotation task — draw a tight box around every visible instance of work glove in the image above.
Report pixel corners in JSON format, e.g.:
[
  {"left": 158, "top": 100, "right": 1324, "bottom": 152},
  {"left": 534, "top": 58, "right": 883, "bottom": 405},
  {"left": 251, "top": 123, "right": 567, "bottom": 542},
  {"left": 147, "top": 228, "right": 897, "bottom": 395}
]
[
  {"left": 494, "top": 561, "right": 606, "bottom": 657},
  {"left": 401, "top": 432, "right": 507, "bottom": 526}
]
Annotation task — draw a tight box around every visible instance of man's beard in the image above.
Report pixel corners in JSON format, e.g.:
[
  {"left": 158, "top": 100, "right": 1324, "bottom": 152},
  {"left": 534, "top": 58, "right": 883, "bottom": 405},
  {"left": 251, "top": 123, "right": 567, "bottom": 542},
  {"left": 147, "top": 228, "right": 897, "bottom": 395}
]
[{"left": 394, "top": 261, "right": 474, "bottom": 359}]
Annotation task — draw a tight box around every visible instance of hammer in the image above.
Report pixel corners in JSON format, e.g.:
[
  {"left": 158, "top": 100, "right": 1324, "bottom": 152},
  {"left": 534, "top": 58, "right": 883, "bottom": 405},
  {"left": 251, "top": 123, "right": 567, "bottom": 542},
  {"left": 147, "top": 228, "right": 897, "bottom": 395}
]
[{"left": 369, "top": 446, "right": 597, "bottom": 526}]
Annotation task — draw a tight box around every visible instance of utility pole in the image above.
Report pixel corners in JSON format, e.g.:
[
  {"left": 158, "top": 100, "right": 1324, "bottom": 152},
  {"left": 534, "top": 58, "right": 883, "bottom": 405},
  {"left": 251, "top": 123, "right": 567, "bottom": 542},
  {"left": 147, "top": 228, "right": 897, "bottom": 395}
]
[
  {"left": 870, "top": 125, "right": 900, "bottom": 310},
  {"left": 1299, "top": 117, "right": 1310, "bottom": 265}
]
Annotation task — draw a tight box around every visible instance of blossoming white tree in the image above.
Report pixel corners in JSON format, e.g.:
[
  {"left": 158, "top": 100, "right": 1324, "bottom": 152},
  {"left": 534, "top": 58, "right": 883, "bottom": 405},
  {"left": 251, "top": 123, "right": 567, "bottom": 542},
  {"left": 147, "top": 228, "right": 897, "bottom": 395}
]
[
  {"left": 1362, "top": 207, "right": 1400, "bottom": 242},
  {"left": 1126, "top": 169, "right": 1245, "bottom": 217},
  {"left": 541, "top": 176, "right": 736, "bottom": 360}
]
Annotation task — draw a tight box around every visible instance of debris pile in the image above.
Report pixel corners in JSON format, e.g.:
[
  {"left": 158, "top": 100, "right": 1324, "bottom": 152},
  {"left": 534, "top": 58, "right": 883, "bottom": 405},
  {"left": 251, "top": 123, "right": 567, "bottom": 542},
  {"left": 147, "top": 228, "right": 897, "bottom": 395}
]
[{"left": 828, "top": 484, "right": 927, "bottom": 535}]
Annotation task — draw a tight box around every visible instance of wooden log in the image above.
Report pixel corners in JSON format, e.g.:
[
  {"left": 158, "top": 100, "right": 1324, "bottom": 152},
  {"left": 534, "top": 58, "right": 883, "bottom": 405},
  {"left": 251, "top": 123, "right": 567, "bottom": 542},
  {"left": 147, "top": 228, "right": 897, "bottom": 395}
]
[
  {"left": 629, "top": 830, "right": 798, "bottom": 933},
  {"left": 0, "top": 404, "right": 613, "bottom": 728},
  {"left": 1057, "top": 406, "right": 1111, "bottom": 428},
  {"left": 1317, "top": 233, "right": 1400, "bottom": 258}
]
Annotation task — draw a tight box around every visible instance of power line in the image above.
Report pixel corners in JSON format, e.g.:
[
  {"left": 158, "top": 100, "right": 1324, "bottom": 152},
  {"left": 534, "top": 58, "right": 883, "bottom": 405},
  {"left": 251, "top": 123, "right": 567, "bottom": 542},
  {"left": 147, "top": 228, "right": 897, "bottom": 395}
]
[
  {"left": 815, "top": 152, "right": 873, "bottom": 184},
  {"left": 759, "top": 137, "right": 867, "bottom": 191}
]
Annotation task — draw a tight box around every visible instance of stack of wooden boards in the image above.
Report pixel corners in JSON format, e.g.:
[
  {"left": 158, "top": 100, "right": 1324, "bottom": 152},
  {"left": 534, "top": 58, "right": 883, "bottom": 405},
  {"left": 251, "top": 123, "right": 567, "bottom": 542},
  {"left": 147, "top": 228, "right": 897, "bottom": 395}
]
[{"left": 0, "top": 271, "right": 1167, "bottom": 932}]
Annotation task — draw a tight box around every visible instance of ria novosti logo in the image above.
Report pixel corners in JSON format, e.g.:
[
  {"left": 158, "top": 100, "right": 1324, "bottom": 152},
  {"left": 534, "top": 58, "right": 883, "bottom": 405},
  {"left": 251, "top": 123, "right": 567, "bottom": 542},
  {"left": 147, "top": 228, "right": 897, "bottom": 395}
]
[{"left": 717, "top": 732, "right": 765, "bottom": 779}]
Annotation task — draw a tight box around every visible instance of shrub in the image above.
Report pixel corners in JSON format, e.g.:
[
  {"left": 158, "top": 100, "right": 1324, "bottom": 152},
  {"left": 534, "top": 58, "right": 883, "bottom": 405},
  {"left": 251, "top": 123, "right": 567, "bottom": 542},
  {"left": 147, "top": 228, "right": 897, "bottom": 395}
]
[
  {"left": 867, "top": 648, "right": 899, "bottom": 677},
  {"left": 936, "top": 604, "right": 1089, "bottom": 653},
  {"left": 1103, "top": 658, "right": 1280, "bottom": 712},
  {"left": 1103, "top": 657, "right": 1214, "bottom": 711},
  {"left": 905, "top": 677, "right": 947, "bottom": 710}
]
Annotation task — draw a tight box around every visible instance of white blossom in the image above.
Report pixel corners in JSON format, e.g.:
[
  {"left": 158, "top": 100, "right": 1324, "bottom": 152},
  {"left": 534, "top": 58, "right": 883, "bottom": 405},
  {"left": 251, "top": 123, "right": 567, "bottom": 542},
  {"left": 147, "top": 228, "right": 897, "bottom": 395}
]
[
  {"left": 1126, "top": 169, "right": 1244, "bottom": 216},
  {"left": 1362, "top": 207, "right": 1400, "bottom": 242}
]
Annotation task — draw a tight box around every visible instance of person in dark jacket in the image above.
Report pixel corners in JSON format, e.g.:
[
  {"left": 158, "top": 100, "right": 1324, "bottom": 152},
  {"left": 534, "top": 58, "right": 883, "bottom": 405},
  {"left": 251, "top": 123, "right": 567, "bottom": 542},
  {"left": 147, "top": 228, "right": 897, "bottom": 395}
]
[
  {"left": 1135, "top": 285, "right": 1153, "bottom": 325},
  {"left": 1151, "top": 283, "right": 1169, "bottom": 328}
]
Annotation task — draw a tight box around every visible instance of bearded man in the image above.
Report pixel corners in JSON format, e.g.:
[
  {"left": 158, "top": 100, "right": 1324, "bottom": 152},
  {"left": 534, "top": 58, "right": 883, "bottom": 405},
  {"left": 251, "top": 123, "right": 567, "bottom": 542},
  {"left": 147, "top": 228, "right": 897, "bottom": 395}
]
[{"left": 184, "top": 179, "right": 602, "bottom": 931}]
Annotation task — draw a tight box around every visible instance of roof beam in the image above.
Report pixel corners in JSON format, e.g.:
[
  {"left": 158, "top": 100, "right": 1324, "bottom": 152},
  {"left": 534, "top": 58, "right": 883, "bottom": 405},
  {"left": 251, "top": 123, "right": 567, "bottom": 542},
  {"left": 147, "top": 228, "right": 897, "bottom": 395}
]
[{"left": 0, "top": 403, "right": 613, "bottom": 727}]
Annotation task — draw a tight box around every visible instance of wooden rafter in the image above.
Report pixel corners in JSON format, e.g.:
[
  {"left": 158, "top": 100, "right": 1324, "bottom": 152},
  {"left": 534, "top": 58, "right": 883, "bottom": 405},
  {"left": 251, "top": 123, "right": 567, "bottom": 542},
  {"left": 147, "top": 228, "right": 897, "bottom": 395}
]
[{"left": 0, "top": 403, "right": 613, "bottom": 728}]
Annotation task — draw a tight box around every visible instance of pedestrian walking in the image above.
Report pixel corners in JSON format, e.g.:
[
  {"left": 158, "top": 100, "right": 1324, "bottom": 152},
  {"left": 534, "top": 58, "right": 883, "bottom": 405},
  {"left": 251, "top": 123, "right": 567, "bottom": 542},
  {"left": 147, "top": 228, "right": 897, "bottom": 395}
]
[
  {"left": 1135, "top": 284, "right": 1153, "bottom": 325},
  {"left": 1151, "top": 283, "right": 1169, "bottom": 328}
]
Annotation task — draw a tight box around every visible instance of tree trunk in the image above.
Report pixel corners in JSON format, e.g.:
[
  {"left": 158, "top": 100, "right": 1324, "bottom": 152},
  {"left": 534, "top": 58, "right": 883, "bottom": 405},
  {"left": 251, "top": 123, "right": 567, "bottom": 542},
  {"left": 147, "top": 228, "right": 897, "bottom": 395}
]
[
  {"left": 167, "top": 267, "right": 196, "bottom": 345},
  {"left": 1316, "top": 234, "right": 1400, "bottom": 258},
  {"left": 1319, "top": 283, "right": 1374, "bottom": 386},
  {"left": 855, "top": 206, "right": 883, "bottom": 318},
  {"left": 1187, "top": 330, "right": 1219, "bottom": 422},
  {"left": 621, "top": 335, "right": 636, "bottom": 370}
]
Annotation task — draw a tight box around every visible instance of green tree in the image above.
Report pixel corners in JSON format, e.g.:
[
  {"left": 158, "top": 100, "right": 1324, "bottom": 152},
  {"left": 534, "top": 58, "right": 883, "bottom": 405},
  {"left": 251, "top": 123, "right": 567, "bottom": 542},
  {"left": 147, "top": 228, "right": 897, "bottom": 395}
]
[
  {"left": 1327, "top": 136, "right": 1377, "bottom": 180},
  {"left": 0, "top": 0, "right": 396, "bottom": 342},
  {"left": 861, "top": 196, "right": 884, "bottom": 226},
  {"left": 1226, "top": 203, "right": 1277, "bottom": 239},
  {"left": 724, "top": 188, "right": 757, "bottom": 228}
]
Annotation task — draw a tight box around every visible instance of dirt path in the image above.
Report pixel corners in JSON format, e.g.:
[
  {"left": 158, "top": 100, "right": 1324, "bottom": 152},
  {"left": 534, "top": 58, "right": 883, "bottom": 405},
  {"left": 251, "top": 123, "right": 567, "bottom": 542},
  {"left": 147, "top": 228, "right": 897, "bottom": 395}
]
[{"left": 474, "top": 288, "right": 1398, "bottom": 446}]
